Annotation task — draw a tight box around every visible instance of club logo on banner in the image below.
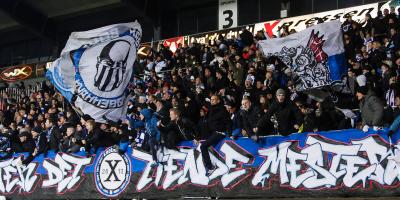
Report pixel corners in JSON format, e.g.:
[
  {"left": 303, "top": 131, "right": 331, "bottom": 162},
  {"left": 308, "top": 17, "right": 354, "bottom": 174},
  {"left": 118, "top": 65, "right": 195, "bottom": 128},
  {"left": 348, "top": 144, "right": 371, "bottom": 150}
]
[
  {"left": 276, "top": 30, "right": 330, "bottom": 90},
  {"left": 46, "top": 22, "right": 142, "bottom": 123},
  {"left": 94, "top": 40, "right": 131, "bottom": 92},
  {"left": 95, "top": 147, "right": 131, "bottom": 197}
]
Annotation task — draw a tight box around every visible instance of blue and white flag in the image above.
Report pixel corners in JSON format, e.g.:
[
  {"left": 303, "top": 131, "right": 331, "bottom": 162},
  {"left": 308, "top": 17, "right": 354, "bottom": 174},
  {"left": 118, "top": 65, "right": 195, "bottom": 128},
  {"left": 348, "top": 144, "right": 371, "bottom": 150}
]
[
  {"left": 46, "top": 21, "right": 142, "bottom": 123},
  {"left": 258, "top": 20, "right": 346, "bottom": 91}
]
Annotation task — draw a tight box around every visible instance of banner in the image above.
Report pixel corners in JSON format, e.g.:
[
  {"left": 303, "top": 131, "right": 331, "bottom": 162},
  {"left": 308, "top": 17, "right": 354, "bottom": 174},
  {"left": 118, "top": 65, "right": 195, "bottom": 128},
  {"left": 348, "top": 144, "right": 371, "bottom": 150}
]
[
  {"left": 2, "top": 129, "right": 400, "bottom": 199},
  {"left": 162, "top": 36, "right": 185, "bottom": 53},
  {"left": 46, "top": 22, "right": 142, "bottom": 123},
  {"left": 253, "top": 3, "right": 379, "bottom": 38},
  {"left": 258, "top": 21, "right": 345, "bottom": 90}
]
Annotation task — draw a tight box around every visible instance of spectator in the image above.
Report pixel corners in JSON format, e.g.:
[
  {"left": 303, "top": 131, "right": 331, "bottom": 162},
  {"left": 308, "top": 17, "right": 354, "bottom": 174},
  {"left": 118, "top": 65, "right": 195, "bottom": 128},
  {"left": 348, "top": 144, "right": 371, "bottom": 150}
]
[
  {"left": 196, "top": 106, "right": 211, "bottom": 140},
  {"left": 159, "top": 108, "right": 196, "bottom": 149},
  {"left": 15, "top": 129, "right": 36, "bottom": 165},
  {"left": 256, "top": 89, "right": 303, "bottom": 136},
  {"left": 45, "top": 117, "right": 62, "bottom": 151},
  {"left": 83, "top": 120, "right": 104, "bottom": 155},
  {"left": 356, "top": 86, "right": 384, "bottom": 132},
  {"left": 240, "top": 97, "right": 262, "bottom": 141},
  {"left": 140, "top": 108, "right": 160, "bottom": 166},
  {"left": 4, "top": 9, "right": 400, "bottom": 167},
  {"left": 60, "top": 125, "right": 80, "bottom": 153},
  {"left": 298, "top": 103, "right": 318, "bottom": 133},
  {"left": 200, "top": 95, "right": 231, "bottom": 176}
]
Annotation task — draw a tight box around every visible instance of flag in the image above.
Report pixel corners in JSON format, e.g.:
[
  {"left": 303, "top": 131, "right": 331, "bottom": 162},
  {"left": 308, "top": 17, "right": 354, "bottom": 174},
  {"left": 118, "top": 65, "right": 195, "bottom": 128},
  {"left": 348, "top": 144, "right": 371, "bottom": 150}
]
[
  {"left": 46, "top": 21, "right": 142, "bottom": 123},
  {"left": 257, "top": 20, "right": 346, "bottom": 91}
]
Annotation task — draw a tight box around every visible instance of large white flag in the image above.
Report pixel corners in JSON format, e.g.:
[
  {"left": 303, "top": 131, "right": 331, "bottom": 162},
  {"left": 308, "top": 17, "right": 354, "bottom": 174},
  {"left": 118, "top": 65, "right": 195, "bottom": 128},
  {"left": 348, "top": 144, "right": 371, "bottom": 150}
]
[
  {"left": 46, "top": 21, "right": 142, "bottom": 123},
  {"left": 258, "top": 20, "right": 346, "bottom": 91}
]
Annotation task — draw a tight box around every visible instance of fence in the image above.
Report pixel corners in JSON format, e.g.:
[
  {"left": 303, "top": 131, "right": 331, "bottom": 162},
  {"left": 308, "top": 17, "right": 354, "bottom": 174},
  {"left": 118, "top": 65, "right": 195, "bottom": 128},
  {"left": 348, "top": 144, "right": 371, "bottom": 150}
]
[{"left": 0, "top": 86, "right": 42, "bottom": 110}]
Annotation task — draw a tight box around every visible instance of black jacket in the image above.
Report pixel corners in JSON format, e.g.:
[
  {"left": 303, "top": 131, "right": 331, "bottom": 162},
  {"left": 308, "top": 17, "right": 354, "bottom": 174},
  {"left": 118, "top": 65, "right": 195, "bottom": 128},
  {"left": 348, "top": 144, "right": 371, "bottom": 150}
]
[
  {"left": 207, "top": 103, "right": 232, "bottom": 134},
  {"left": 34, "top": 132, "right": 48, "bottom": 154},
  {"left": 22, "top": 132, "right": 48, "bottom": 164},
  {"left": 160, "top": 117, "right": 197, "bottom": 148},
  {"left": 156, "top": 106, "right": 171, "bottom": 126},
  {"left": 196, "top": 116, "right": 210, "bottom": 140},
  {"left": 84, "top": 127, "right": 104, "bottom": 154},
  {"left": 241, "top": 106, "right": 262, "bottom": 136},
  {"left": 259, "top": 100, "right": 303, "bottom": 136},
  {"left": 49, "top": 126, "right": 62, "bottom": 151}
]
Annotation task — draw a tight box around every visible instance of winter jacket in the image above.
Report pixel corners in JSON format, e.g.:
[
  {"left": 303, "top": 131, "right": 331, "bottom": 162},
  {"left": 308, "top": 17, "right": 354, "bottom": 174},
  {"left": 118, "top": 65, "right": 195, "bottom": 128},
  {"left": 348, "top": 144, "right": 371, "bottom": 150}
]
[
  {"left": 196, "top": 116, "right": 211, "bottom": 140},
  {"left": 140, "top": 109, "right": 161, "bottom": 141},
  {"left": 259, "top": 100, "right": 303, "bottom": 136},
  {"left": 241, "top": 106, "right": 261, "bottom": 136},
  {"left": 48, "top": 126, "right": 62, "bottom": 151},
  {"left": 159, "top": 117, "right": 196, "bottom": 148},
  {"left": 84, "top": 127, "right": 104, "bottom": 154},
  {"left": 360, "top": 91, "right": 384, "bottom": 126},
  {"left": 207, "top": 103, "right": 232, "bottom": 134}
]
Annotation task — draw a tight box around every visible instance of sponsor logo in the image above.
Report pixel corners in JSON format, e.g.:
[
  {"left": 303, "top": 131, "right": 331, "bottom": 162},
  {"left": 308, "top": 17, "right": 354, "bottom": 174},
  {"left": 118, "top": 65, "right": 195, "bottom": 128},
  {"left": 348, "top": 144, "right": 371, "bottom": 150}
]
[
  {"left": 94, "top": 147, "right": 131, "bottom": 197},
  {"left": 0, "top": 65, "right": 32, "bottom": 82}
]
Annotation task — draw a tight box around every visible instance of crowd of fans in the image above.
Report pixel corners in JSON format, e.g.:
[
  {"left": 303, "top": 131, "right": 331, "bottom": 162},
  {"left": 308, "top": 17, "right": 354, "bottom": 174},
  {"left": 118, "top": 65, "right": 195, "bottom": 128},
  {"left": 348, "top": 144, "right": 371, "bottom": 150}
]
[{"left": 0, "top": 7, "right": 400, "bottom": 173}]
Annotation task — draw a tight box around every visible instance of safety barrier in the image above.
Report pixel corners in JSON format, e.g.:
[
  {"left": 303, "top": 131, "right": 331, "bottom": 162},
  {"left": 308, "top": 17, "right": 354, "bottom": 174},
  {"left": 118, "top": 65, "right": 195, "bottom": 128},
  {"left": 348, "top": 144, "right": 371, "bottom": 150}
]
[{"left": 1, "top": 128, "right": 400, "bottom": 199}]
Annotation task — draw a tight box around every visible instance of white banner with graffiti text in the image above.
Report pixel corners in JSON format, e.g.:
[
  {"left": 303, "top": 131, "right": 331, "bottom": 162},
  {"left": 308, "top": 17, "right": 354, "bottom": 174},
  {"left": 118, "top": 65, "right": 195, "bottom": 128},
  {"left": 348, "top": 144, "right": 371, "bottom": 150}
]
[{"left": 1, "top": 129, "right": 400, "bottom": 199}]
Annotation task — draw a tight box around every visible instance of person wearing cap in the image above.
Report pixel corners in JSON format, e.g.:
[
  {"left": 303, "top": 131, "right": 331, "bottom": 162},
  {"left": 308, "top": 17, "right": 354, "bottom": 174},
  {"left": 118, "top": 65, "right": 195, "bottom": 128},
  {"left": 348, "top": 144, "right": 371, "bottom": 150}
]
[
  {"left": 19, "top": 126, "right": 48, "bottom": 165},
  {"left": 14, "top": 129, "right": 35, "bottom": 165},
  {"left": 256, "top": 88, "right": 303, "bottom": 136},
  {"left": 356, "top": 86, "right": 384, "bottom": 132}
]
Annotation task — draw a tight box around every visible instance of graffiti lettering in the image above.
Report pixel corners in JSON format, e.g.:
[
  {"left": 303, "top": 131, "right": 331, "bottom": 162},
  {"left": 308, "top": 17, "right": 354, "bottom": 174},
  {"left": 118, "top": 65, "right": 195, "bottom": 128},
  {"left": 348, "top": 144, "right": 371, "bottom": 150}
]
[
  {"left": 0, "top": 156, "right": 39, "bottom": 194},
  {"left": 42, "top": 153, "right": 93, "bottom": 193},
  {"left": 132, "top": 141, "right": 254, "bottom": 191},
  {"left": 252, "top": 135, "right": 400, "bottom": 189}
]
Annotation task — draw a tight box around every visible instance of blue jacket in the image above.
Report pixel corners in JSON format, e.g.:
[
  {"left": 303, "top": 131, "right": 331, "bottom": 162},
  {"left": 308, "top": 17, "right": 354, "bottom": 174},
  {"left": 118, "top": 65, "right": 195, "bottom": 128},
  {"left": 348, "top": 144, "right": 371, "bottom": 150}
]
[{"left": 140, "top": 109, "right": 161, "bottom": 141}]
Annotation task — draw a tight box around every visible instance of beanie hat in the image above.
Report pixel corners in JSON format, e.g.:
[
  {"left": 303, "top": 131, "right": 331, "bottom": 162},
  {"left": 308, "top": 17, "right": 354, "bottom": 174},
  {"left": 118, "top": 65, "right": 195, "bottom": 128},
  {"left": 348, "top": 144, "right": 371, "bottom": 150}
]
[
  {"left": 356, "top": 86, "right": 368, "bottom": 95},
  {"left": 32, "top": 126, "right": 42, "bottom": 134},
  {"left": 356, "top": 75, "right": 367, "bottom": 87},
  {"left": 82, "top": 114, "right": 93, "bottom": 121},
  {"left": 276, "top": 89, "right": 286, "bottom": 96}
]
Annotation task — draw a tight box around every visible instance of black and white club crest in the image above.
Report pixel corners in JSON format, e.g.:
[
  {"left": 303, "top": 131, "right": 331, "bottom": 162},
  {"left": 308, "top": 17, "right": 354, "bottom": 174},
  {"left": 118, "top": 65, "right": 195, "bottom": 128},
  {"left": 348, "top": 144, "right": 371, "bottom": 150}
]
[{"left": 94, "top": 40, "right": 131, "bottom": 92}]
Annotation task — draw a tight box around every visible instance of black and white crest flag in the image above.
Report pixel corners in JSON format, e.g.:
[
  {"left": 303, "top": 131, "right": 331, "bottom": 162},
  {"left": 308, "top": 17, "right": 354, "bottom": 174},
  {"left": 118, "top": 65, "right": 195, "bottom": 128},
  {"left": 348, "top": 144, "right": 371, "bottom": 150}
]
[
  {"left": 257, "top": 21, "right": 346, "bottom": 91},
  {"left": 46, "top": 21, "right": 142, "bottom": 123}
]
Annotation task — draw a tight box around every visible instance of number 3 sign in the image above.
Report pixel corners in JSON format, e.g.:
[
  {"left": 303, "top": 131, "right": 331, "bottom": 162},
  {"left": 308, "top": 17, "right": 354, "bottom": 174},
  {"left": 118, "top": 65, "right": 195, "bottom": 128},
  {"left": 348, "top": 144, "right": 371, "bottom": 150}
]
[{"left": 218, "top": 0, "right": 238, "bottom": 30}]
